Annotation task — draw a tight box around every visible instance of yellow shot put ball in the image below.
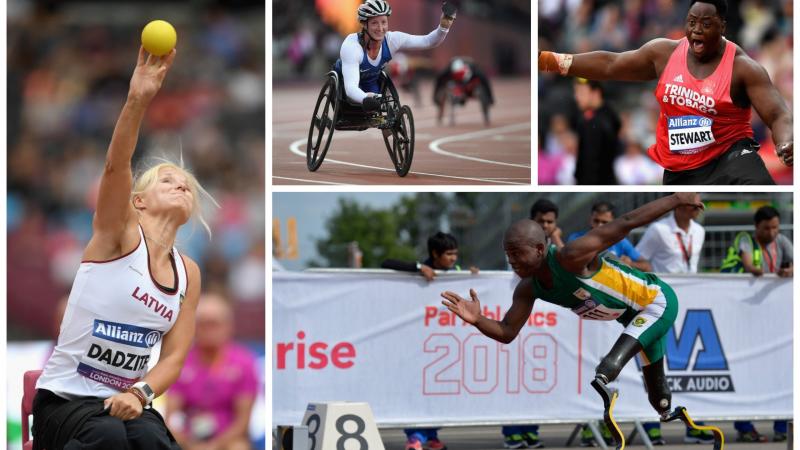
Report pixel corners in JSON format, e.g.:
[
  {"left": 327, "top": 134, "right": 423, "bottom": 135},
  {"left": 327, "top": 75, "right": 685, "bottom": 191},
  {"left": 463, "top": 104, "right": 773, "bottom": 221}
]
[{"left": 141, "top": 20, "right": 177, "bottom": 56}]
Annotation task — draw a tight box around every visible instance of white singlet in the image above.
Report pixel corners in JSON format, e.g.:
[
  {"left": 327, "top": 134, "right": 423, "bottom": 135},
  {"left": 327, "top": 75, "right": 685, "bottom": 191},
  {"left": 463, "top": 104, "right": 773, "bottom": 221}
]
[
  {"left": 37, "top": 225, "right": 188, "bottom": 400},
  {"left": 340, "top": 26, "right": 448, "bottom": 103}
]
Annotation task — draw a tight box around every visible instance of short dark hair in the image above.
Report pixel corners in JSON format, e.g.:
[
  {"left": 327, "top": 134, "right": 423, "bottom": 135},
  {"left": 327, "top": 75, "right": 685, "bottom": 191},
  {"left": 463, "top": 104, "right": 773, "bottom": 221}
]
[
  {"left": 575, "top": 77, "right": 604, "bottom": 95},
  {"left": 428, "top": 232, "right": 458, "bottom": 257},
  {"left": 591, "top": 201, "right": 615, "bottom": 215},
  {"left": 689, "top": 0, "right": 728, "bottom": 19},
  {"left": 754, "top": 206, "right": 780, "bottom": 225},
  {"left": 530, "top": 199, "right": 559, "bottom": 219}
]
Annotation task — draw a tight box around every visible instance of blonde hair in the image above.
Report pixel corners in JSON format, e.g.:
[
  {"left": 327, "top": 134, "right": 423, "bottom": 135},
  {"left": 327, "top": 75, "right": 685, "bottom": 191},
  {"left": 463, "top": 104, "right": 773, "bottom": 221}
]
[{"left": 131, "top": 161, "right": 218, "bottom": 239}]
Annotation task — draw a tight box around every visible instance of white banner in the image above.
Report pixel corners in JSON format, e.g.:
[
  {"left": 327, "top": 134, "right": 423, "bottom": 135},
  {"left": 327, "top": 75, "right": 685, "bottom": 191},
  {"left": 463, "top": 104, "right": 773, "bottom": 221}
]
[{"left": 273, "top": 271, "right": 792, "bottom": 426}]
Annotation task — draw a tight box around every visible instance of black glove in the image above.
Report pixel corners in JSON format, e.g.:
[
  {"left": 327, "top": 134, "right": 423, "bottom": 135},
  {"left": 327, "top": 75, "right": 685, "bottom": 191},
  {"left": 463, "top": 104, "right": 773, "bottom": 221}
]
[
  {"left": 363, "top": 95, "right": 382, "bottom": 112},
  {"left": 442, "top": 2, "right": 458, "bottom": 19}
]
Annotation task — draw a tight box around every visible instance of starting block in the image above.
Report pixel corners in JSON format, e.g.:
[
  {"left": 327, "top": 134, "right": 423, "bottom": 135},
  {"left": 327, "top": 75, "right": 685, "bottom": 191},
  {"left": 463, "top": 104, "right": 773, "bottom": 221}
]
[
  {"left": 277, "top": 425, "right": 309, "bottom": 450},
  {"left": 301, "top": 402, "right": 385, "bottom": 450}
]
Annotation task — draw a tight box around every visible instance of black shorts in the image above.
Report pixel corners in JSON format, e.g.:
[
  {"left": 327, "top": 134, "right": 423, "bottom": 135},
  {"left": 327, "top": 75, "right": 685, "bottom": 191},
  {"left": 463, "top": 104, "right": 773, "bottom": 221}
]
[
  {"left": 32, "top": 389, "right": 180, "bottom": 450},
  {"left": 662, "top": 138, "right": 776, "bottom": 185}
]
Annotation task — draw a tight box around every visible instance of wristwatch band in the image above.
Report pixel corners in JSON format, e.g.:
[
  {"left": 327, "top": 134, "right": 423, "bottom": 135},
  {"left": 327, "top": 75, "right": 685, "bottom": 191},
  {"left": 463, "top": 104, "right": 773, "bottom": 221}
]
[
  {"left": 131, "top": 381, "right": 155, "bottom": 408},
  {"left": 125, "top": 387, "right": 147, "bottom": 407}
]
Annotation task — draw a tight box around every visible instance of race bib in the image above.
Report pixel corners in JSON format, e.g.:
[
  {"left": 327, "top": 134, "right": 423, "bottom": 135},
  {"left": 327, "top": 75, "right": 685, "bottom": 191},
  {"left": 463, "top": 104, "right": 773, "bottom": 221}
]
[
  {"left": 77, "top": 319, "right": 162, "bottom": 390},
  {"left": 571, "top": 298, "right": 626, "bottom": 321},
  {"left": 667, "top": 115, "right": 715, "bottom": 154}
]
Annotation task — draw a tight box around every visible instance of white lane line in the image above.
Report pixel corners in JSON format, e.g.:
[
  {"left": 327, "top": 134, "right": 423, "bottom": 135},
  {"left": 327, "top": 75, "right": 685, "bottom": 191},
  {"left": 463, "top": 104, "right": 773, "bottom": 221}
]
[
  {"left": 428, "top": 123, "right": 531, "bottom": 168},
  {"left": 273, "top": 119, "right": 313, "bottom": 130},
  {"left": 287, "top": 138, "right": 527, "bottom": 185},
  {"left": 274, "top": 105, "right": 533, "bottom": 132},
  {"left": 272, "top": 176, "right": 350, "bottom": 185}
]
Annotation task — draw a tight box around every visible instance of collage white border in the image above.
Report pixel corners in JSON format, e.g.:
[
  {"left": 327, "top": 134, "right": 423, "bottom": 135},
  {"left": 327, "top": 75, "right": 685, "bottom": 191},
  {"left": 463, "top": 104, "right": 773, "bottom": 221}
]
[{"left": 0, "top": 0, "right": 797, "bottom": 446}]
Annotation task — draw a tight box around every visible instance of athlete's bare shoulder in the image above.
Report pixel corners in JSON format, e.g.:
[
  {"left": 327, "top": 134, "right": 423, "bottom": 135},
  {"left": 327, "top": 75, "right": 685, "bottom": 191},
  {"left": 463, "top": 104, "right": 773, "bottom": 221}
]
[
  {"left": 641, "top": 38, "right": 681, "bottom": 75},
  {"left": 513, "top": 277, "right": 535, "bottom": 303},
  {"left": 180, "top": 253, "right": 202, "bottom": 291},
  {"left": 642, "top": 38, "right": 681, "bottom": 53},
  {"left": 730, "top": 42, "right": 770, "bottom": 88},
  {"left": 729, "top": 39, "right": 748, "bottom": 57},
  {"left": 731, "top": 43, "right": 764, "bottom": 74}
]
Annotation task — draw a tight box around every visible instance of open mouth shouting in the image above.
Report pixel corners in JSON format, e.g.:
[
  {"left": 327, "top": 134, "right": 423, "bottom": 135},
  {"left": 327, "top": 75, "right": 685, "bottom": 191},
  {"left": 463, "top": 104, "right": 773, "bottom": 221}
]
[{"left": 691, "top": 38, "right": 705, "bottom": 54}]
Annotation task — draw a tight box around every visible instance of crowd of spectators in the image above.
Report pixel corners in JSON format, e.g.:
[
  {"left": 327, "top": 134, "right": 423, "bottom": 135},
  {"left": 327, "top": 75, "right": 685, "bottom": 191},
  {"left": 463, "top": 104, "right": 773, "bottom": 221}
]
[
  {"left": 7, "top": 0, "right": 265, "bottom": 340},
  {"left": 538, "top": 0, "right": 793, "bottom": 184}
]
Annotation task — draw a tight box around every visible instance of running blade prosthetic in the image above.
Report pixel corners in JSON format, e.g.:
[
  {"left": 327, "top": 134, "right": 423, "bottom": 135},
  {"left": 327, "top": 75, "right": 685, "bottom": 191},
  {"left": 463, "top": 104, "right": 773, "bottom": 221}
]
[
  {"left": 590, "top": 378, "right": 625, "bottom": 450},
  {"left": 662, "top": 406, "right": 724, "bottom": 450}
]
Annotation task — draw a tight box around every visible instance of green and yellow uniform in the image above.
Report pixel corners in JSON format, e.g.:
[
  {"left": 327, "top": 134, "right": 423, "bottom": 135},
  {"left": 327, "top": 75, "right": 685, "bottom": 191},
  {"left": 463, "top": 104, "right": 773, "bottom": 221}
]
[{"left": 532, "top": 245, "right": 678, "bottom": 364}]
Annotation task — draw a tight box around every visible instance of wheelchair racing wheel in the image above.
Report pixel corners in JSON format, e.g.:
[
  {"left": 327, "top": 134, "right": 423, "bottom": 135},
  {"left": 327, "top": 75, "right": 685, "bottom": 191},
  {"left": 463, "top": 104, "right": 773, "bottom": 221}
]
[{"left": 306, "top": 72, "right": 339, "bottom": 171}]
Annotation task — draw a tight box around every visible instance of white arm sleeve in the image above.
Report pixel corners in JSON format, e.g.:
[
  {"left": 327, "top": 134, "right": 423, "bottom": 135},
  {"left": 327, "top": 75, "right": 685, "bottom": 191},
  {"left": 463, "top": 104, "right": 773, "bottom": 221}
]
[
  {"left": 340, "top": 37, "right": 368, "bottom": 104},
  {"left": 387, "top": 26, "right": 449, "bottom": 53}
]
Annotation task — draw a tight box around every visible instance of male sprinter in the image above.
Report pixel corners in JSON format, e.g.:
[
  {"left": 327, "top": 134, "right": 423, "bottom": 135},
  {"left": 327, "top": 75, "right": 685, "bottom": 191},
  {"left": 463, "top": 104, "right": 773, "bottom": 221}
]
[
  {"left": 442, "top": 193, "right": 722, "bottom": 449},
  {"left": 539, "top": 0, "right": 792, "bottom": 184}
]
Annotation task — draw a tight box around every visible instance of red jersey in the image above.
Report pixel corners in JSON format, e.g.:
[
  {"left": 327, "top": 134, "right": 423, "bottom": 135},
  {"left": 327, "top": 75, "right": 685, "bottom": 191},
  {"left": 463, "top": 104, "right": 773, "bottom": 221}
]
[{"left": 648, "top": 38, "right": 753, "bottom": 171}]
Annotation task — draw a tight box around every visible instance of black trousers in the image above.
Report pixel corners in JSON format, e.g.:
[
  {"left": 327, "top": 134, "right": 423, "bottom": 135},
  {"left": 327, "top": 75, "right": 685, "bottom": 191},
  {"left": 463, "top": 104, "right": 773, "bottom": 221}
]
[
  {"left": 33, "top": 389, "right": 180, "bottom": 450},
  {"left": 663, "top": 138, "right": 776, "bottom": 185}
]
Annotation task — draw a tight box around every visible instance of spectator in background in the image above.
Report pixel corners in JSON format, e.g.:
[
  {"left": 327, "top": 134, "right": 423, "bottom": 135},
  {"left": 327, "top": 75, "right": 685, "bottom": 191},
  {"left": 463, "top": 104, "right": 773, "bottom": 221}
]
[
  {"left": 721, "top": 206, "right": 793, "bottom": 278},
  {"left": 568, "top": 201, "right": 652, "bottom": 272},
  {"left": 530, "top": 198, "right": 565, "bottom": 249},
  {"left": 502, "top": 424, "right": 543, "bottom": 449},
  {"left": 720, "top": 205, "right": 791, "bottom": 442},
  {"left": 554, "top": 133, "right": 579, "bottom": 185},
  {"left": 636, "top": 202, "right": 706, "bottom": 274},
  {"left": 572, "top": 78, "right": 621, "bottom": 185},
  {"left": 381, "top": 231, "right": 478, "bottom": 450},
  {"left": 544, "top": 114, "right": 574, "bottom": 157},
  {"left": 167, "top": 294, "right": 258, "bottom": 450},
  {"left": 614, "top": 140, "right": 663, "bottom": 185},
  {"left": 538, "top": 147, "right": 563, "bottom": 185},
  {"left": 634, "top": 202, "right": 714, "bottom": 445},
  {"left": 539, "top": 115, "right": 579, "bottom": 184},
  {"left": 757, "top": 27, "right": 792, "bottom": 104},
  {"left": 382, "top": 231, "right": 477, "bottom": 282},
  {"left": 286, "top": 23, "right": 315, "bottom": 75}
]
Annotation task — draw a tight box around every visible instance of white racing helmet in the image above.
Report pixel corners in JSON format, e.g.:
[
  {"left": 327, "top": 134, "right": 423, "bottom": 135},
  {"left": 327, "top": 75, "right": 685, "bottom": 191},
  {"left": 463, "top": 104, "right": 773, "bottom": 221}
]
[
  {"left": 450, "top": 58, "right": 472, "bottom": 82},
  {"left": 358, "top": 0, "right": 392, "bottom": 22}
]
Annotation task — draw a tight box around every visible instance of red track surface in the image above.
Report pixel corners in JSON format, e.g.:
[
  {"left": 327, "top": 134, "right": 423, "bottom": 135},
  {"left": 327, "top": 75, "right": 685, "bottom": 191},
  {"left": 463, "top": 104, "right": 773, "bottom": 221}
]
[{"left": 272, "top": 77, "right": 531, "bottom": 185}]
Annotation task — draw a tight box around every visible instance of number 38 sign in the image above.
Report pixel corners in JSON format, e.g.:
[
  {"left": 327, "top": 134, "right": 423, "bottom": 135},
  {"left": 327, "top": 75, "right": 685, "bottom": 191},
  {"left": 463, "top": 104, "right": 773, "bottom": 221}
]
[{"left": 302, "top": 402, "right": 386, "bottom": 450}]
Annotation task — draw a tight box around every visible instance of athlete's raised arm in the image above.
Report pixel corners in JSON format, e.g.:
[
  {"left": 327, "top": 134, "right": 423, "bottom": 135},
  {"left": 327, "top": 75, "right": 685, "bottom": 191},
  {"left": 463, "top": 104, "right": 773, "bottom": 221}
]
[
  {"left": 539, "top": 38, "right": 674, "bottom": 82},
  {"left": 93, "top": 47, "right": 176, "bottom": 239},
  {"left": 441, "top": 278, "right": 534, "bottom": 344},
  {"left": 388, "top": 8, "right": 453, "bottom": 52},
  {"left": 387, "top": 27, "right": 448, "bottom": 52},
  {"left": 558, "top": 193, "right": 704, "bottom": 273},
  {"left": 740, "top": 56, "right": 793, "bottom": 166}
]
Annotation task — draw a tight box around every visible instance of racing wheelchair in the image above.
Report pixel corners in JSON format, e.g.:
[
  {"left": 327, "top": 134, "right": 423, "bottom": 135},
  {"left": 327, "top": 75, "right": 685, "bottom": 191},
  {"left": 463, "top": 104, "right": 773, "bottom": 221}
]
[
  {"left": 444, "top": 78, "right": 491, "bottom": 126},
  {"left": 306, "top": 69, "right": 415, "bottom": 177}
]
